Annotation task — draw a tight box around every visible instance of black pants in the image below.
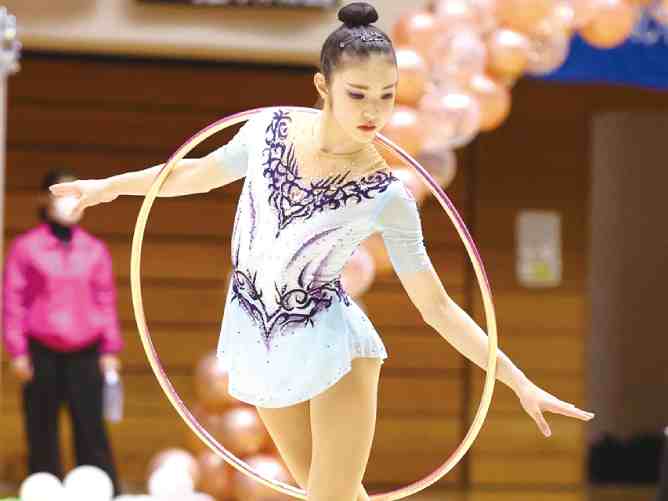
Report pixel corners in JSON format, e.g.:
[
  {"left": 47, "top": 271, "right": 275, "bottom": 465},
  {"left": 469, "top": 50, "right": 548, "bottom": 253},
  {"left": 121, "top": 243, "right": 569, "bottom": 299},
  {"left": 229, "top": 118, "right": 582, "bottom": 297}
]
[{"left": 22, "top": 338, "right": 119, "bottom": 495}]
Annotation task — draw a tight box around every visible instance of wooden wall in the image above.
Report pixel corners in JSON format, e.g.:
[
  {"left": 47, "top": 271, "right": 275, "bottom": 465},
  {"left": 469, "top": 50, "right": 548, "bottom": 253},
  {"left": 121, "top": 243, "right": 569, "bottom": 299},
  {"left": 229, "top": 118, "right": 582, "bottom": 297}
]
[{"left": 6, "top": 52, "right": 662, "bottom": 497}]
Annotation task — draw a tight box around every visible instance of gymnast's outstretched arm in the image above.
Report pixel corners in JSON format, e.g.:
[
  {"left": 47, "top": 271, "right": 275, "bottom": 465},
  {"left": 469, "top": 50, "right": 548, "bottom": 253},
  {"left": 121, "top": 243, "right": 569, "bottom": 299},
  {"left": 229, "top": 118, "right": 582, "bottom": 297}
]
[{"left": 376, "top": 182, "right": 594, "bottom": 436}]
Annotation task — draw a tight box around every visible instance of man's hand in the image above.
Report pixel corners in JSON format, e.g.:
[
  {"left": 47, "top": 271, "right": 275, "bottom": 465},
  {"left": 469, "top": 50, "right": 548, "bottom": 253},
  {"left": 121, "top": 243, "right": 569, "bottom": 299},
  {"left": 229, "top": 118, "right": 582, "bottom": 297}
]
[
  {"left": 99, "top": 354, "right": 121, "bottom": 374},
  {"left": 11, "top": 355, "right": 34, "bottom": 383}
]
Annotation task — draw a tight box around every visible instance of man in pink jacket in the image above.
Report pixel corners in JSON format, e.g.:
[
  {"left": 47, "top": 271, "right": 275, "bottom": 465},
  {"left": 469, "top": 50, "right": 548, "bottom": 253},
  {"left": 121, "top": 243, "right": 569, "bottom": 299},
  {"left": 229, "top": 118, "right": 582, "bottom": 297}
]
[{"left": 2, "top": 168, "right": 122, "bottom": 493}]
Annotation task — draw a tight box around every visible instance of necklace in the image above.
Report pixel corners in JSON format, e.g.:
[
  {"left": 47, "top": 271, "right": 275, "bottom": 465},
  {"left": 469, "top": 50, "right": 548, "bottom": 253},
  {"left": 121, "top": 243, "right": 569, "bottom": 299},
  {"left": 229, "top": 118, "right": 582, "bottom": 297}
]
[{"left": 291, "top": 113, "right": 380, "bottom": 182}]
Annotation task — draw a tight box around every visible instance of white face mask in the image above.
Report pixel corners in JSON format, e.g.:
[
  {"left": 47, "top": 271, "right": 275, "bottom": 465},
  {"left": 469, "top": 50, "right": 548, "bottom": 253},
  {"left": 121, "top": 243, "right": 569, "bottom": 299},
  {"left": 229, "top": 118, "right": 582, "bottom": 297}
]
[{"left": 51, "top": 194, "right": 81, "bottom": 225}]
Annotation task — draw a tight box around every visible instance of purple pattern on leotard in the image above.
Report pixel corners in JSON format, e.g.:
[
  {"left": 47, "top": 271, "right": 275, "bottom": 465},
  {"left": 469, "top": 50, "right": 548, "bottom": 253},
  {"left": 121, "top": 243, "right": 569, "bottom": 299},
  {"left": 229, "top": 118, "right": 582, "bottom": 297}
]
[
  {"left": 230, "top": 265, "right": 350, "bottom": 353},
  {"left": 260, "top": 108, "right": 398, "bottom": 237},
  {"left": 286, "top": 226, "right": 341, "bottom": 268},
  {"left": 248, "top": 179, "right": 257, "bottom": 250}
]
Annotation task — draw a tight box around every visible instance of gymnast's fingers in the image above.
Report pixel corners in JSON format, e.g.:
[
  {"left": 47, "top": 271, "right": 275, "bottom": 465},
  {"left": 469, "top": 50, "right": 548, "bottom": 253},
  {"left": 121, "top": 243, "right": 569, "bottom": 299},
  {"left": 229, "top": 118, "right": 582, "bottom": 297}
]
[
  {"left": 545, "top": 400, "right": 595, "bottom": 421},
  {"left": 49, "top": 181, "right": 80, "bottom": 197}
]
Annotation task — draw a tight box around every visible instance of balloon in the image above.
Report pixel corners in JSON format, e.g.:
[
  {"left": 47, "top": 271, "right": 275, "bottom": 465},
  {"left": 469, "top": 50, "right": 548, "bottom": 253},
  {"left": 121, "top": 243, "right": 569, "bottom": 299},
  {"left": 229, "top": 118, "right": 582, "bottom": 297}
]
[
  {"left": 418, "top": 87, "right": 481, "bottom": 149},
  {"left": 64, "top": 465, "right": 114, "bottom": 501},
  {"left": 20, "top": 472, "right": 66, "bottom": 501},
  {"left": 194, "top": 351, "right": 237, "bottom": 412},
  {"left": 434, "top": 0, "right": 480, "bottom": 31},
  {"left": 232, "top": 453, "right": 295, "bottom": 501},
  {"left": 650, "top": 0, "right": 668, "bottom": 26},
  {"left": 391, "top": 167, "right": 430, "bottom": 204},
  {"left": 341, "top": 246, "right": 377, "bottom": 298},
  {"left": 395, "top": 46, "right": 429, "bottom": 107},
  {"left": 470, "top": 0, "right": 499, "bottom": 33},
  {"left": 185, "top": 404, "right": 227, "bottom": 454},
  {"left": 466, "top": 73, "right": 511, "bottom": 130},
  {"left": 486, "top": 28, "right": 531, "bottom": 80},
  {"left": 378, "top": 105, "right": 424, "bottom": 164},
  {"left": 541, "top": 0, "right": 577, "bottom": 34},
  {"left": 430, "top": 28, "right": 488, "bottom": 86},
  {"left": 147, "top": 448, "right": 200, "bottom": 487},
  {"left": 362, "top": 233, "right": 394, "bottom": 275},
  {"left": 148, "top": 465, "right": 195, "bottom": 498},
  {"left": 415, "top": 148, "right": 458, "bottom": 188},
  {"left": 569, "top": 0, "right": 604, "bottom": 27},
  {"left": 626, "top": 0, "right": 653, "bottom": 6},
  {"left": 526, "top": 20, "right": 571, "bottom": 75},
  {"left": 392, "top": 9, "right": 440, "bottom": 61},
  {"left": 218, "top": 406, "right": 271, "bottom": 457},
  {"left": 196, "top": 449, "right": 235, "bottom": 499},
  {"left": 579, "top": 0, "right": 637, "bottom": 48},
  {"left": 496, "top": 0, "right": 555, "bottom": 32}
]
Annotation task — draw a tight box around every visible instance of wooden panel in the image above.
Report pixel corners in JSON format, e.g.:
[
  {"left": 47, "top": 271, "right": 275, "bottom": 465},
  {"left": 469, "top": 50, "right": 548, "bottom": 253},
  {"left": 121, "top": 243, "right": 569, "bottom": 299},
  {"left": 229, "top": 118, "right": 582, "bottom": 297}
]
[
  {"left": 470, "top": 453, "right": 585, "bottom": 485},
  {"left": 467, "top": 490, "right": 585, "bottom": 501}
]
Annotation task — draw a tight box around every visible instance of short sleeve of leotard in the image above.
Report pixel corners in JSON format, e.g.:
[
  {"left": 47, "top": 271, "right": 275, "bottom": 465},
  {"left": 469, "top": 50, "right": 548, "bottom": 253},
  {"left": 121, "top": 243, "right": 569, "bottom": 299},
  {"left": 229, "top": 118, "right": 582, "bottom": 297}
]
[
  {"left": 374, "top": 181, "right": 433, "bottom": 275},
  {"left": 212, "top": 110, "right": 269, "bottom": 181}
]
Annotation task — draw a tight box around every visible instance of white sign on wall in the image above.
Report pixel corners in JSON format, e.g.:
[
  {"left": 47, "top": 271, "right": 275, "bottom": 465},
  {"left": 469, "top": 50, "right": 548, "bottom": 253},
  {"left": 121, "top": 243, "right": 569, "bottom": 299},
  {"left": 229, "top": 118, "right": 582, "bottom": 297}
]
[{"left": 515, "top": 210, "right": 562, "bottom": 288}]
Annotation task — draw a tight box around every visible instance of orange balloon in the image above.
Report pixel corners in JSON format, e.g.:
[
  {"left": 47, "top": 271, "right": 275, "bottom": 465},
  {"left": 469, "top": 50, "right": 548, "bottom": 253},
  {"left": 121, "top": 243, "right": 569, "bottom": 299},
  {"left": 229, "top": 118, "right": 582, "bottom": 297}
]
[
  {"left": 467, "top": 74, "right": 511, "bottom": 130},
  {"left": 217, "top": 406, "right": 271, "bottom": 457},
  {"left": 185, "top": 404, "right": 227, "bottom": 455},
  {"left": 233, "top": 453, "right": 295, "bottom": 501},
  {"left": 197, "top": 449, "right": 235, "bottom": 499},
  {"left": 570, "top": 0, "right": 604, "bottom": 27},
  {"left": 392, "top": 9, "right": 439, "bottom": 62},
  {"left": 147, "top": 448, "right": 200, "bottom": 486},
  {"left": 579, "top": 0, "right": 637, "bottom": 48},
  {"left": 362, "top": 233, "right": 394, "bottom": 275},
  {"left": 626, "top": 0, "right": 653, "bottom": 5},
  {"left": 378, "top": 106, "right": 424, "bottom": 164},
  {"left": 395, "top": 46, "right": 429, "bottom": 107},
  {"left": 538, "top": 0, "right": 576, "bottom": 35},
  {"left": 194, "top": 351, "right": 237, "bottom": 412},
  {"left": 486, "top": 28, "right": 530, "bottom": 80},
  {"left": 496, "top": 0, "right": 555, "bottom": 32}
]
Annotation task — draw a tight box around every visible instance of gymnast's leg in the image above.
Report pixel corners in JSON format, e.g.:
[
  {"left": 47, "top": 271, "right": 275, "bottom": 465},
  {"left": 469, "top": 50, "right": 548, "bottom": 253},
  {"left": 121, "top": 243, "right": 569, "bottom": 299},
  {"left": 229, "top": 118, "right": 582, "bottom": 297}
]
[
  {"left": 256, "top": 396, "right": 373, "bottom": 501},
  {"left": 308, "top": 357, "right": 382, "bottom": 501}
]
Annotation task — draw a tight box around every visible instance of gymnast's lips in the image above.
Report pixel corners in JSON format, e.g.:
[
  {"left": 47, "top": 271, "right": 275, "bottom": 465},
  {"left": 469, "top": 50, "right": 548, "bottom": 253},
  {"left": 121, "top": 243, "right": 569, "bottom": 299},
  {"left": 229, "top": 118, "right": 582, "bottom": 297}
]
[{"left": 358, "top": 124, "right": 376, "bottom": 131}]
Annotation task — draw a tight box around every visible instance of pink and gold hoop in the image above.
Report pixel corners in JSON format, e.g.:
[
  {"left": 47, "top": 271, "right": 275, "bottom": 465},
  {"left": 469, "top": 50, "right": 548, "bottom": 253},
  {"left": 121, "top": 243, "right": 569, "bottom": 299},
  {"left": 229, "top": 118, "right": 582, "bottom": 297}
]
[{"left": 130, "top": 106, "right": 498, "bottom": 500}]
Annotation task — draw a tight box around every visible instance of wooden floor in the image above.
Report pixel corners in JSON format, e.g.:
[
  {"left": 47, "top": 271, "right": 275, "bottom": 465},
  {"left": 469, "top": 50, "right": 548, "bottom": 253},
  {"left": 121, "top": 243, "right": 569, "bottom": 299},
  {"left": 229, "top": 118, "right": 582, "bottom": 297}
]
[{"left": 0, "top": 484, "right": 658, "bottom": 500}]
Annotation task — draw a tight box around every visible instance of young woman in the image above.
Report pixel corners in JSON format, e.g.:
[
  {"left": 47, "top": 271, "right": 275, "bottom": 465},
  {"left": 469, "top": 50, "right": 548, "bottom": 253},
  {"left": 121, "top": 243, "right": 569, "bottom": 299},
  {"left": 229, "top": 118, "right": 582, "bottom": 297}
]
[{"left": 50, "top": 3, "right": 594, "bottom": 500}]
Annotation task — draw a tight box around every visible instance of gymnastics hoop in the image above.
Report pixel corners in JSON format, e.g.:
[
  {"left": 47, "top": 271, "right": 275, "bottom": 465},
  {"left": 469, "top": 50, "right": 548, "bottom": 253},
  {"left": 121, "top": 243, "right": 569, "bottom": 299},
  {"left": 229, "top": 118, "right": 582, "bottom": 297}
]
[{"left": 130, "top": 106, "right": 498, "bottom": 500}]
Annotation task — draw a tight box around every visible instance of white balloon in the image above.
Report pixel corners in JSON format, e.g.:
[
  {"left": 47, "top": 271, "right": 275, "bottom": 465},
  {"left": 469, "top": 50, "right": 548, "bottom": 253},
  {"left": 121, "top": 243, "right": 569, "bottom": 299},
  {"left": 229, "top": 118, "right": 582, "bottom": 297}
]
[
  {"left": 147, "top": 466, "right": 194, "bottom": 498},
  {"left": 64, "top": 465, "right": 114, "bottom": 501},
  {"left": 20, "top": 472, "right": 66, "bottom": 501}
]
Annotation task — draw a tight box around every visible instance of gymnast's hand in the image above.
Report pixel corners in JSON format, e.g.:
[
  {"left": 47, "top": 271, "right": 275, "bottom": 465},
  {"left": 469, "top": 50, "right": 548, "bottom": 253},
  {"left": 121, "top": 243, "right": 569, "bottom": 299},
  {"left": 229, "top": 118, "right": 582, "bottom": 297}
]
[
  {"left": 515, "top": 378, "right": 595, "bottom": 437},
  {"left": 49, "top": 178, "right": 119, "bottom": 219}
]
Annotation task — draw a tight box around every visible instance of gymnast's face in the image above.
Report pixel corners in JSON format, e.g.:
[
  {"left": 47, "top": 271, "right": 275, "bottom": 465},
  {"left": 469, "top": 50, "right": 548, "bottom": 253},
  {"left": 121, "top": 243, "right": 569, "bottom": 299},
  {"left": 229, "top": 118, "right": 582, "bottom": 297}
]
[{"left": 318, "top": 54, "right": 398, "bottom": 144}]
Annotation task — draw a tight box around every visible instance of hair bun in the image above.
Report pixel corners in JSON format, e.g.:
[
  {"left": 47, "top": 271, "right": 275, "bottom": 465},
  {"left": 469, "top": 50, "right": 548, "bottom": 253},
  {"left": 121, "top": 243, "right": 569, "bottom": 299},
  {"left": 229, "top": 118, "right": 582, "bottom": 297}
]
[{"left": 338, "top": 2, "right": 379, "bottom": 28}]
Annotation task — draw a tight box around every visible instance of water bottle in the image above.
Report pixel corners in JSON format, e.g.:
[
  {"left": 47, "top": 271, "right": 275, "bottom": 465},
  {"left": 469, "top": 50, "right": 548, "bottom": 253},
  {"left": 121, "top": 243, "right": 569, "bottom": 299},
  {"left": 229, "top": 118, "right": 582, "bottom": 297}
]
[{"left": 102, "top": 368, "right": 124, "bottom": 423}]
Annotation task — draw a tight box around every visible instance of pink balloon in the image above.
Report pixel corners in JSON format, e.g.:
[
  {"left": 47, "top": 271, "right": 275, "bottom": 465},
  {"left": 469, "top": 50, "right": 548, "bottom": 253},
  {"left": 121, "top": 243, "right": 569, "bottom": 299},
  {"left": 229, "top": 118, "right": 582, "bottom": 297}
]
[
  {"left": 418, "top": 87, "right": 481, "bottom": 150},
  {"left": 391, "top": 167, "right": 430, "bottom": 204},
  {"left": 435, "top": 0, "right": 480, "bottom": 31},
  {"left": 541, "top": 0, "right": 577, "bottom": 33},
  {"left": 470, "top": 0, "right": 499, "bottom": 33},
  {"left": 650, "top": 0, "right": 668, "bottom": 26},
  {"left": 415, "top": 148, "right": 458, "bottom": 188},
  {"left": 430, "top": 28, "right": 488, "bottom": 86},
  {"left": 526, "top": 21, "right": 571, "bottom": 75},
  {"left": 341, "top": 246, "right": 377, "bottom": 298},
  {"left": 232, "top": 453, "right": 295, "bottom": 501}
]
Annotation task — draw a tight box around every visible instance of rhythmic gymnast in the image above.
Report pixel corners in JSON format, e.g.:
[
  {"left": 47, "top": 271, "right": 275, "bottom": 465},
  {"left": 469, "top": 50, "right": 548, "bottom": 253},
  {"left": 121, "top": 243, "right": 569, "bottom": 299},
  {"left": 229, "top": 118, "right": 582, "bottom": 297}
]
[{"left": 50, "top": 3, "right": 594, "bottom": 500}]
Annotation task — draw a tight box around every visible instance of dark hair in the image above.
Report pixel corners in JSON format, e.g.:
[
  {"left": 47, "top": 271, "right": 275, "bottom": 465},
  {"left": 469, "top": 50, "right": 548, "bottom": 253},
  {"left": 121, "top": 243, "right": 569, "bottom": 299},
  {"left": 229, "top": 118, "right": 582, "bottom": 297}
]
[
  {"left": 319, "top": 2, "right": 396, "bottom": 89},
  {"left": 38, "top": 167, "right": 78, "bottom": 221}
]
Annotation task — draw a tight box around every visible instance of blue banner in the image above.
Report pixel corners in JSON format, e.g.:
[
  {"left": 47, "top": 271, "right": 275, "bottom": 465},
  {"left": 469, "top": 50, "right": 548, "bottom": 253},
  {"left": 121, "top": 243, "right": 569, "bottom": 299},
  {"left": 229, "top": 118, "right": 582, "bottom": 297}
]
[{"left": 539, "top": 12, "right": 668, "bottom": 91}]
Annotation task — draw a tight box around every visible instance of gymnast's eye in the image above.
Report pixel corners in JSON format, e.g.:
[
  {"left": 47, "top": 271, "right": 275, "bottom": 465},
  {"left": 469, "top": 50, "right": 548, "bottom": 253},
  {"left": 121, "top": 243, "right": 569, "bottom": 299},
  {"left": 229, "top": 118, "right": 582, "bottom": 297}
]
[
  {"left": 348, "top": 92, "right": 364, "bottom": 100},
  {"left": 382, "top": 93, "right": 394, "bottom": 99}
]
